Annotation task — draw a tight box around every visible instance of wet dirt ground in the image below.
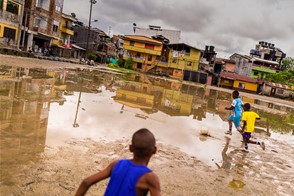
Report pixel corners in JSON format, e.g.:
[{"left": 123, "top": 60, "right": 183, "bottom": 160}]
[{"left": 1, "top": 55, "right": 294, "bottom": 196}]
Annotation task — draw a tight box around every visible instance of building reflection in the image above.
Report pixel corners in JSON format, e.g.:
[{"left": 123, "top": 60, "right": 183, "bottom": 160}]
[
  {"left": 113, "top": 74, "right": 294, "bottom": 133},
  {"left": 113, "top": 74, "right": 227, "bottom": 119},
  {"left": 0, "top": 66, "right": 54, "bottom": 184}
]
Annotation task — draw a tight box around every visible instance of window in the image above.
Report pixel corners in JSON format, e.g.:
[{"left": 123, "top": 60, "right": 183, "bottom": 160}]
[
  {"left": 187, "top": 61, "right": 192, "bottom": 66},
  {"left": 34, "top": 18, "right": 41, "bottom": 27},
  {"left": 6, "top": 1, "right": 19, "bottom": 15},
  {"left": 136, "top": 52, "right": 140, "bottom": 57},
  {"left": 145, "top": 43, "right": 155, "bottom": 50},
  {"left": 55, "top": 5, "right": 61, "bottom": 12},
  {"left": 130, "top": 41, "right": 135, "bottom": 46},
  {"left": 3, "top": 27, "right": 16, "bottom": 40},
  {"left": 253, "top": 71, "right": 258, "bottom": 76},
  {"left": 143, "top": 86, "right": 147, "bottom": 93},
  {"left": 53, "top": 20, "right": 59, "bottom": 32},
  {"left": 0, "top": 0, "right": 3, "bottom": 10},
  {"left": 53, "top": 25, "right": 58, "bottom": 32},
  {"left": 147, "top": 55, "right": 152, "bottom": 61},
  {"left": 277, "top": 89, "right": 284, "bottom": 94},
  {"left": 137, "top": 63, "right": 142, "bottom": 69},
  {"left": 36, "top": 0, "right": 42, "bottom": 7},
  {"left": 238, "top": 83, "right": 245, "bottom": 89}
]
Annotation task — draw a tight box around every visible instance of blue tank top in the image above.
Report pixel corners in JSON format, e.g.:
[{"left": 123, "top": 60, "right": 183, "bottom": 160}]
[{"left": 104, "top": 159, "right": 152, "bottom": 196}]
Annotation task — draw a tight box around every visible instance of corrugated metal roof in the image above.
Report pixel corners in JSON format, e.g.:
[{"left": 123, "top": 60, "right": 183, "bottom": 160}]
[
  {"left": 265, "top": 81, "right": 292, "bottom": 90},
  {"left": 220, "top": 72, "right": 259, "bottom": 83}
]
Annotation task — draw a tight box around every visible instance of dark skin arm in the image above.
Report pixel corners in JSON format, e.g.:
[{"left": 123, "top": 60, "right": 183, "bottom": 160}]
[
  {"left": 146, "top": 173, "right": 161, "bottom": 196},
  {"left": 75, "top": 160, "right": 118, "bottom": 196},
  {"left": 241, "top": 120, "right": 246, "bottom": 133},
  {"left": 225, "top": 106, "right": 234, "bottom": 110},
  {"left": 136, "top": 172, "right": 161, "bottom": 196}
]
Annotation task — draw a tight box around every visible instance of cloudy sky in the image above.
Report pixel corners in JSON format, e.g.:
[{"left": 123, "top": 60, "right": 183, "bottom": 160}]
[{"left": 63, "top": 0, "right": 294, "bottom": 58}]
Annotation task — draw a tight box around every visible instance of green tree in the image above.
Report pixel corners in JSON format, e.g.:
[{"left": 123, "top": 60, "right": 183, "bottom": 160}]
[
  {"left": 124, "top": 57, "right": 133, "bottom": 69},
  {"left": 266, "top": 71, "right": 294, "bottom": 85},
  {"left": 117, "top": 58, "right": 124, "bottom": 67},
  {"left": 87, "top": 51, "right": 97, "bottom": 61},
  {"left": 281, "top": 57, "right": 294, "bottom": 71}
]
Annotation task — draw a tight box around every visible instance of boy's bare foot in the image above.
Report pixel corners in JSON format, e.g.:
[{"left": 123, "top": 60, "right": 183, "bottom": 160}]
[{"left": 260, "top": 142, "right": 265, "bottom": 150}]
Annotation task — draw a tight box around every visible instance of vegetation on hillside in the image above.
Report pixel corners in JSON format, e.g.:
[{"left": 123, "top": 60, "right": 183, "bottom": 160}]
[{"left": 265, "top": 57, "right": 294, "bottom": 86}]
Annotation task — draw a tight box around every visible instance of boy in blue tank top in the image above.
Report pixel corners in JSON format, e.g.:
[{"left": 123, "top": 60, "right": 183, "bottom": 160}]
[
  {"left": 75, "top": 128, "right": 161, "bottom": 196},
  {"left": 225, "top": 90, "right": 243, "bottom": 135}
]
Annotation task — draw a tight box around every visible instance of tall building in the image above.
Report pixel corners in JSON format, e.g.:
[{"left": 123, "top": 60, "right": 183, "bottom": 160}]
[
  {"left": 0, "top": 0, "right": 23, "bottom": 48},
  {"left": 250, "top": 41, "right": 286, "bottom": 66},
  {"left": 134, "top": 25, "right": 181, "bottom": 44},
  {"left": 20, "top": 0, "right": 64, "bottom": 52},
  {"left": 123, "top": 35, "right": 163, "bottom": 72}
]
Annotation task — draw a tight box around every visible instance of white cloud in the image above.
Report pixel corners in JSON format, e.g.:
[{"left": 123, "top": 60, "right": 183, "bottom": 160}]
[{"left": 63, "top": 0, "right": 294, "bottom": 57}]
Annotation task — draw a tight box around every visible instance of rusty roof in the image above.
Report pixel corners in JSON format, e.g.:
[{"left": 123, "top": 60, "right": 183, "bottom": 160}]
[
  {"left": 264, "top": 81, "right": 292, "bottom": 90},
  {"left": 220, "top": 72, "right": 259, "bottom": 83}
]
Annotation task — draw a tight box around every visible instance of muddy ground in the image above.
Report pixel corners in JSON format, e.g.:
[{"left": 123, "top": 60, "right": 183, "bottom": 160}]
[
  {"left": 1, "top": 54, "right": 294, "bottom": 195},
  {"left": 1, "top": 137, "right": 293, "bottom": 196}
]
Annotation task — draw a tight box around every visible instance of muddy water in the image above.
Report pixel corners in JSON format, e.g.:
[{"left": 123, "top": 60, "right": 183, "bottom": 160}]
[{"left": 1, "top": 66, "right": 294, "bottom": 195}]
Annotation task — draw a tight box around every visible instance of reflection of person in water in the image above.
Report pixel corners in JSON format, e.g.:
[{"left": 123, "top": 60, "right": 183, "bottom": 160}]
[{"left": 215, "top": 136, "right": 233, "bottom": 169}]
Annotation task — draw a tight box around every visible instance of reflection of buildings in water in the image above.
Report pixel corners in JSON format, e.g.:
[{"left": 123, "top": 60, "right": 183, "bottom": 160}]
[
  {"left": 0, "top": 67, "right": 54, "bottom": 184},
  {"left": 114, "top": 75, "right": 197, "bottom": 117},
  {"left": 160, "top": 89, "right": 193, "bottom": 116}
]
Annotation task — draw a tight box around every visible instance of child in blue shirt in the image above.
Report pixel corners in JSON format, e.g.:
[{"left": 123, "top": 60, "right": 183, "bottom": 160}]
[
  {"left": 225, "top": 90, "right": 243, "bottom": 135},
  {"left": 75, "top": 128, "right": 161, "bottom": 196}
]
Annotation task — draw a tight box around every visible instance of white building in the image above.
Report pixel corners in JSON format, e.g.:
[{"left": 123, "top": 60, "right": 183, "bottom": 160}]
[{"left": 134, "top": 25, "right": 181, "bottom": 44}]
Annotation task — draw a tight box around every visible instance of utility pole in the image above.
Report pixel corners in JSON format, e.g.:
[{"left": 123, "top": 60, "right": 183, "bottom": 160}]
[
  {"left": 17, "top": 0, "right": 25, "bottom": 50},
  {"left": 21, "top": 9, "right": 28, "bottom": 50},
  {"left": 86, "top": 0, "right": 97, "bottom": 52}
]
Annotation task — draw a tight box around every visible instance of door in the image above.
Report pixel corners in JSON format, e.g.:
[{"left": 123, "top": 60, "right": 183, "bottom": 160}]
[{"left": 270, "top": 88, "right": 276, "bottom": 96}]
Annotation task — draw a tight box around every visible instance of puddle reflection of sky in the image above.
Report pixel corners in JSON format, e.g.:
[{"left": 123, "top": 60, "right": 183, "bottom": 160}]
[{"left": 47, "top": 87, "right": 294, "bottom": 168}]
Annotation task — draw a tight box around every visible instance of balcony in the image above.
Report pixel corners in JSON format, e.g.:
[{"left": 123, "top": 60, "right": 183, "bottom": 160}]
[
  {"left": 252, "top": 65, "right": 276, "bottom": 74},
  {"left": 60, "top": 25, "right": 74, "bottom": 35},
  {"left": 123, "top": 55, "right": 145, "bottom": 63},
  {"left": 0, "top": 10, "right": 19, "bottom": 25},
  {"left": 124, "top": 45, "right": 161, "bottom": 56},
  {"left": 155, "top": 60, "right": 168, "bottom": 67}
]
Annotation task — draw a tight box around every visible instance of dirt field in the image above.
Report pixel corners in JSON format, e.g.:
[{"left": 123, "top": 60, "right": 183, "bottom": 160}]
[
  {"left": 1, "top": 138, "right": 293, "bottom": 196},
  {"left": 1, "top": 54, "right": 294, "bottom": 195}
]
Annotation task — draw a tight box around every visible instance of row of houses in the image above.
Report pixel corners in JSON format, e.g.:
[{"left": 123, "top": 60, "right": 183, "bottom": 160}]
[
  {"left": 120, "top": 33, "right": 293, "bottom": 99},
  {"left": 0, "top": 0, "right": 117, "bottom": 62},
  {"left": 1, "top": 1, "right": 293, "bottom": 99}
]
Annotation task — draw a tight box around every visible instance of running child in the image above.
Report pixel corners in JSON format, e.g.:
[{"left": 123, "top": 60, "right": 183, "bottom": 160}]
[
  {"left": 75, "top": 128, "right": 161, "bottom": 196},
  {"left": 225, "top": 90, "right": 243, "bottom": 135},
  {"left": 241, "top": 103, "right": 265, "bottom": 150}
]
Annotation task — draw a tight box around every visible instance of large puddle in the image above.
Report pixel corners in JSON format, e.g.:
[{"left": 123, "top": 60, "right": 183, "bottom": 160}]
[{"left": 1, "top": 66, "right": 294, "bottom": 187}]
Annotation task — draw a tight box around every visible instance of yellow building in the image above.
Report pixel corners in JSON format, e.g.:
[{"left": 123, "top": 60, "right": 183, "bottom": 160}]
[
  {"left": 167, "top": 43, "right": 202, "bottom": 78},
  {"left": 51, "top": 13, "right": 77, "bottom": 58},
  {"left": 123, "top": 35, "right": 163, "bottom": 72},
  {"left": 219, "top": 72, "right": 259, "bottom": 93},
  {"left": 0, "top": 0, "right": 23, "bottom": 47},
  {"left": 160, "top": 89, "right": 194, "bottom": 116}
]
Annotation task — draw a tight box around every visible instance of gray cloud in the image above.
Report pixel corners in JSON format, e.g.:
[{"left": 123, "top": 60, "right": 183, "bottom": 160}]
[{"left": 64, "top": 0, "right": 294, "bottom": 57}]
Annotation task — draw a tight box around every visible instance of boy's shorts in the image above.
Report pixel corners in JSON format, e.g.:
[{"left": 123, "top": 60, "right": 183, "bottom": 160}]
[
  {"left": 243, "top": 132, "right": 251, "bottom": 140},
  {"left": 229, "top": 115, "right": 241, "bottom": 127}
]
